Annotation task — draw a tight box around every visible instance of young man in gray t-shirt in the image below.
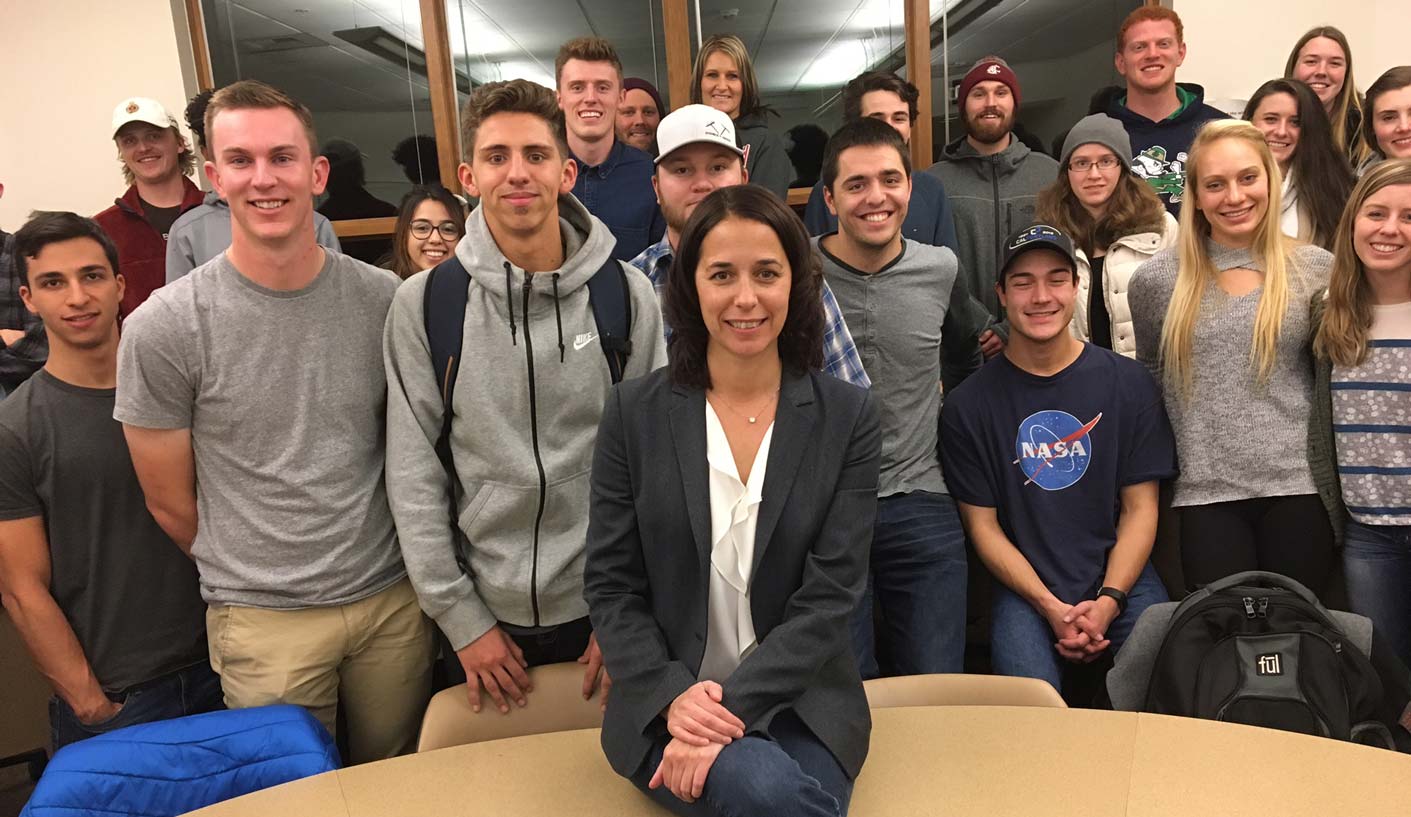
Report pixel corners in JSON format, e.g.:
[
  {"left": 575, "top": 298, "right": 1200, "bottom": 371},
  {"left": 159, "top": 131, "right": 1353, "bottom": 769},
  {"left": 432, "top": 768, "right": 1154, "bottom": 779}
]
[
  {"left": 815, "top": 119, "right": 988, "bottom": 679},
  {"left": 115, "top": 81, "right": 433, "bottom": 763},
  {"left": 0, "top": 212, "right": 218, "bottom": 749}
]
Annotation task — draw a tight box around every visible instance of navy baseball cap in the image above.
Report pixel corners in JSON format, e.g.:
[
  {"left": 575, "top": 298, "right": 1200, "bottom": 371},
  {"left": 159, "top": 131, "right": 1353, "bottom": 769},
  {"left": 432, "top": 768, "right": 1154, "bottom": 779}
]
[{"left": 1000, "top": 224, "right": 1078, "bottom": 279}]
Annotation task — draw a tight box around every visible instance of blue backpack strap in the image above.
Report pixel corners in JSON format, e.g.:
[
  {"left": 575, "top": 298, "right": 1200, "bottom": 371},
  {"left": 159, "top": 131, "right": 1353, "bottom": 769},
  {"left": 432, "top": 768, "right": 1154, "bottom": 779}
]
[
  {"left": 587, "top": 259, "right": 633, "bottom": 384},
  {"left": 422, "top": 255, "right": 470, "bottom": 474}
]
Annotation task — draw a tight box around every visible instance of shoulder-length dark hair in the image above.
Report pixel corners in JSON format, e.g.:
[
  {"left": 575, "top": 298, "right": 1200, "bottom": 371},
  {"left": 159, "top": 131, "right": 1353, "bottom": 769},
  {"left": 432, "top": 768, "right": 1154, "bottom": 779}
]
[
  {"left": 1034, "top": 152, "right": 1166, "bottom": 258},
  {"left": 1364, "top": 67, "right": 1411, "bottom": 159},
  {"left": 386, "top": 185, "right": 467, "bottom": 279},
  {"left": 1243, "top": 78, "right": 1354, "bottom": 249},
  {"left": 663, "top": 185, "right": 824, "bottom": 390}
]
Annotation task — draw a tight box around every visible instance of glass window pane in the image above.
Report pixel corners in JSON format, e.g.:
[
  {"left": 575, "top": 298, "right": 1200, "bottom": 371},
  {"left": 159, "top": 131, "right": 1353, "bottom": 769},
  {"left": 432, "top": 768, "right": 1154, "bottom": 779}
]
[
  {"left": 693, "top": 0, "right": 909, "bottom": 193},
  {"left": 932, "top": 0, "right": 1145, "bottom": 159},
  {"left": 203, "top": 0, "right": 441, "bottom": 260},
  {"left": 444, "top": 0, "right": 671, "bottom": 157}
]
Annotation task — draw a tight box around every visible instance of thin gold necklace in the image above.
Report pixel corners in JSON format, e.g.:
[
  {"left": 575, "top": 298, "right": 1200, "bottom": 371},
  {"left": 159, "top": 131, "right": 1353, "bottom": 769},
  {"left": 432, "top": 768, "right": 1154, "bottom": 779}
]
[{"left": 710, "top": 388, "right": 779, "bottom": 425}]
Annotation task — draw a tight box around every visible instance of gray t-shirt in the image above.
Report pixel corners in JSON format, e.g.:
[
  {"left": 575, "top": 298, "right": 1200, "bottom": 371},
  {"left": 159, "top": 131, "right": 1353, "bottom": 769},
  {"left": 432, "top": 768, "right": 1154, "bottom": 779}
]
[
  {"left": 1128, "top": 239, "right": 1333, "bottom": 507},
  {"left": 115, "top": 250, "right": 406, "bottom": 609},
  {"left": 0, "top": 371, "right": 207, "bottom": 691},
  {"left": 817, "top": 237, "right": 987, "bottom": 497}
]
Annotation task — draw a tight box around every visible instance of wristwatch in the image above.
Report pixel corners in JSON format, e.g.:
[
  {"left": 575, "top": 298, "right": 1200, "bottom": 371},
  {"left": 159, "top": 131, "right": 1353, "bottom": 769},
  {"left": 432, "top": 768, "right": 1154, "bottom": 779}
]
[{"left": 1096, "top": 586, "right": 1129, "bottom": 615}]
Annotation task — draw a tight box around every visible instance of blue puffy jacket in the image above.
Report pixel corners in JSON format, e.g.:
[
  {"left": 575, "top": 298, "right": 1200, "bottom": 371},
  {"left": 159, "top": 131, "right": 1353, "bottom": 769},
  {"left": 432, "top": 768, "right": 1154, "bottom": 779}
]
[{"left": 22, "top": 705, "right": 339, "bottom": 817}]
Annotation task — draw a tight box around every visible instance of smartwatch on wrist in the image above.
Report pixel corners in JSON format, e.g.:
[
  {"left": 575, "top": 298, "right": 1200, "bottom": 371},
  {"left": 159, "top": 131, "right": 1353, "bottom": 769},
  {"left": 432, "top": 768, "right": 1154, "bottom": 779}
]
[{"left": 1096, "top": 586, "right": 1128, "bottom": 616}]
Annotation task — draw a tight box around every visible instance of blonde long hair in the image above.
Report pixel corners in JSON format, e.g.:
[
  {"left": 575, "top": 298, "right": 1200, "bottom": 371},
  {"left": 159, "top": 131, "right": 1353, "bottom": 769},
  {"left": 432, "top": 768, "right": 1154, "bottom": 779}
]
[
  {"left": 1160, "top": 120, "right": 1292, "bottom": 394},
  {"left": 1314, "top": 160, "right": 1411, "bottom": 367}
]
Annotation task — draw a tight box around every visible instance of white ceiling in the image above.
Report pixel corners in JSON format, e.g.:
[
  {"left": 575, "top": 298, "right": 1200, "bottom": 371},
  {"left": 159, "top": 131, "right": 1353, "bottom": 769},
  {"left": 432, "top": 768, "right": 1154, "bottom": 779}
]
[{"left": 203, "top": 0, "right": 1136, "bottom": 114}]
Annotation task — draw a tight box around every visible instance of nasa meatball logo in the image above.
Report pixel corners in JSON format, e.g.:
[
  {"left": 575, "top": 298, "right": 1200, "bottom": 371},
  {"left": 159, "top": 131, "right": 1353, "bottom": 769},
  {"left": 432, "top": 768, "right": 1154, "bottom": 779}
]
[{"left": 1013, "top": 410, "right": 1102, "bottom": 490}]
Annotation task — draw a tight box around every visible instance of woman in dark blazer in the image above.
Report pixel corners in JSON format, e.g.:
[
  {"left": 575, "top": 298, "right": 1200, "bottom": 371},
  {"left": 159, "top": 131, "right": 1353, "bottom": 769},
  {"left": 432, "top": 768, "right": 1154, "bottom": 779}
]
[{"left": 585, "top": 185, "right": 881, "bottom": 817}]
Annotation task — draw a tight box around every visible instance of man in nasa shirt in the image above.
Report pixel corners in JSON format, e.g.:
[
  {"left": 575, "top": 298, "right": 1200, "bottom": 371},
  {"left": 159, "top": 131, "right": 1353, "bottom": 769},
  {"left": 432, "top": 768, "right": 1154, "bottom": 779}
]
[{"left": 940, "top": 224, "right": 1176, "bottom": 690}]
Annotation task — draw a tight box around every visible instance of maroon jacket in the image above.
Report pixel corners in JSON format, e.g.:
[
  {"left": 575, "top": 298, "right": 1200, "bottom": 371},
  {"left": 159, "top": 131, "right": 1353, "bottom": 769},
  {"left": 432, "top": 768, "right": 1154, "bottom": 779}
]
[{"left": 94, "top": 178, "right": 204, "bottom": 316}]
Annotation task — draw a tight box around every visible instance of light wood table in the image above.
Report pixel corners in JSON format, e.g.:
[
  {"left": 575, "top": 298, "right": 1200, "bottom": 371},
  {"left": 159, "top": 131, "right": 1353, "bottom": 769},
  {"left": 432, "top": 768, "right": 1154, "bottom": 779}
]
[{"left": 186, "top": 706, "right": 1411, "bottom": 816}]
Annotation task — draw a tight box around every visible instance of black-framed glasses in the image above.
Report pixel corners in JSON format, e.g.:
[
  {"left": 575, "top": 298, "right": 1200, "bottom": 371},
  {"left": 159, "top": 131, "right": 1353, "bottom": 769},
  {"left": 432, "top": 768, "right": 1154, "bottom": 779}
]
[
  {"left": 1068, "top": 156, "right": 1123, "bottom": 173},
  {"left": 410, "top": 220, "right": 461, "bottom": 240}
]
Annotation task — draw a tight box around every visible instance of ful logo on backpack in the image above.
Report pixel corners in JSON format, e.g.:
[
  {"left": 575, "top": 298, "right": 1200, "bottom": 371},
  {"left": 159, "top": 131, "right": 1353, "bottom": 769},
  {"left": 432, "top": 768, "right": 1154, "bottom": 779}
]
[{"left": 1256, "top": 653, "right": 1283, "bottom": 676}]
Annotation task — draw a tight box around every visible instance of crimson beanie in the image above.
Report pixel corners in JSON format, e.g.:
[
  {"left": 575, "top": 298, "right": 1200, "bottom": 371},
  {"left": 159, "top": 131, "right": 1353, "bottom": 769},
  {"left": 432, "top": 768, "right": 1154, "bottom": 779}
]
[{"left": 957, "top": 57, "right": 1021, "bottom": 108}]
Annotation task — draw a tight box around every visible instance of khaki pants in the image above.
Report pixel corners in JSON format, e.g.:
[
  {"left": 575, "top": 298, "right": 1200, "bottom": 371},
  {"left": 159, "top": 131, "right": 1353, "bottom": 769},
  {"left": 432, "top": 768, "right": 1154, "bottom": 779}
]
[{"left": 207, "top": 577, "right": 434, "bottom": 764}]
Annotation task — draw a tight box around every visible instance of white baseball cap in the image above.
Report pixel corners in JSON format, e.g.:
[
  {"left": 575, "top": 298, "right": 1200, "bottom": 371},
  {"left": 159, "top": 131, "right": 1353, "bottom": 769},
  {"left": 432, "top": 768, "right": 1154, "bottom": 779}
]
[
  {"left": 653, "top": 104, "right": 744, "bottom": 163},
  {"left": 111, "top": 97, "right": 178, "bottom": 137}
]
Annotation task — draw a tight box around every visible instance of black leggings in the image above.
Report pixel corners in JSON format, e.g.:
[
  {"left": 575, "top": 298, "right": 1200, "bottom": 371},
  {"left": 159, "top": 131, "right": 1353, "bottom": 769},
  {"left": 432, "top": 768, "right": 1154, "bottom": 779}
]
[{"left": 1180, "top": 494, "right": 1335, "bottom": 598}]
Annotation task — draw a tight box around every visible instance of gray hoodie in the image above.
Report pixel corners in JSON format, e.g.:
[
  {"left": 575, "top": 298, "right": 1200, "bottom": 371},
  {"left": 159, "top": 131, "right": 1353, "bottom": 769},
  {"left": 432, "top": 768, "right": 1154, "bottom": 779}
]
[
  {"left": 384, "top": 194, "right": 667, "bottom": 650},
  {"left": 165, "top": 191, "right": 341, "bottom": 283},
  {"left": 734, "top": 111, "right": 793, "bottom": 200},
  {"left": 924, "top": 137, "right": 1059, "bottom": 328}
]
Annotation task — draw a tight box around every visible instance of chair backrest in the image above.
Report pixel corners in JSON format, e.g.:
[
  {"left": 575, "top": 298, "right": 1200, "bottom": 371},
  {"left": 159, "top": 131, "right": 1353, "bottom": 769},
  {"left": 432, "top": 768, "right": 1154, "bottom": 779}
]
[
  {"left": 417, "top": 662, "right": 605, "bottom": 752},
  {"left": 864, "top": 673, "right": 1067, "bottom": 709}
]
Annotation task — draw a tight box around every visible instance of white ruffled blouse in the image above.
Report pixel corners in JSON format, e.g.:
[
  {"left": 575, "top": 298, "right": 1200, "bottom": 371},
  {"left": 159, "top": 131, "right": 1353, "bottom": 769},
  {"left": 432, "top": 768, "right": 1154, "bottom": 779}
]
[{"left": 696, "top": 401, "right": 773, "bottom": 682}]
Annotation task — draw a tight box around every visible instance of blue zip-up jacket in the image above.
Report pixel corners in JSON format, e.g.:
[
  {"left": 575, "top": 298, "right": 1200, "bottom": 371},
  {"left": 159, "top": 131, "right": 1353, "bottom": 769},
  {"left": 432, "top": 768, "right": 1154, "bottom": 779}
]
[
  {"left": 803, "top": 170, "right": 960, "bottom": 253},
  {"left": 571, "top": 139, "right": 665, "bottom": 261}
]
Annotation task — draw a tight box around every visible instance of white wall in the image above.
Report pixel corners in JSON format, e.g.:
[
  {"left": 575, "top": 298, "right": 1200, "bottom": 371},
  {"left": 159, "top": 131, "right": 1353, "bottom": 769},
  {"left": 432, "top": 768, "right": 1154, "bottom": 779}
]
[
  {"left": 0, "top": 0, "right": 197, "bottom": 228},
  {"left": 1174, "top": 0, "right": 1406, "bottom": 109}
]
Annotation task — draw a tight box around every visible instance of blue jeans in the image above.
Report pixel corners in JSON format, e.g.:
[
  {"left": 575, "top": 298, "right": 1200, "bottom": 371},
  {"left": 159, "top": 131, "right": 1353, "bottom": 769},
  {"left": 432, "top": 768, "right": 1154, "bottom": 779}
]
[
  {"left": 1343, "top": 520, "right": 1411, "bottom": 668},
  {"left": 49, "top": 662, "right": 225, "bottom": 750},
  {"left": 850, "top": 491, "right": 967, "bottom": 678},
  {"left": 630, "top": 710, "right": 852, "bottom": 817},
  {"left": 989, "top": 563, "right": 1167, "bottom": 690}
]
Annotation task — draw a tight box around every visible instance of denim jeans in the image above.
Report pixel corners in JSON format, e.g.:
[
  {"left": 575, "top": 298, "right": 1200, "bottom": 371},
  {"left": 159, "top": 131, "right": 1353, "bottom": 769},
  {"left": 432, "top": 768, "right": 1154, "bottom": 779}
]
[
  {"left": 850, "top": 491, "right": 967, "bottom": 678},
  {"left": 989, "top": 562, "right": 1167, "bottom": 690},
  {"left": 629, "top": 710, "right": 852, "bottom": 817},
  {"left": 49, "top": 661, "right": 225, "bottom": 750},
  {"left": 1342, "top": 520, "right": 1411, "bottom": 668}
]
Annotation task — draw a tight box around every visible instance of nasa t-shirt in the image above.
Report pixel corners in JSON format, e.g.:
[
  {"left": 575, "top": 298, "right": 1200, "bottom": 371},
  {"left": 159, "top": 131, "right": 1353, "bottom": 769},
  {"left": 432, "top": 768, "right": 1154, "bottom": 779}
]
[{"left": 940, "top": 343, "right": 1177, "bottom": 603}]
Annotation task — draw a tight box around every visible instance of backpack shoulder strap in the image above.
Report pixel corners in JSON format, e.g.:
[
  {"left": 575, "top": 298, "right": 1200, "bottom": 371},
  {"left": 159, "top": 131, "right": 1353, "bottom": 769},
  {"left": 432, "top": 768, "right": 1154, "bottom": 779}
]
[
  {"left": 423, "top": 255, "right": 470, "bottom": 470},
  {"left": 587, "top": 258, "right": 633, "bottom": 384}
]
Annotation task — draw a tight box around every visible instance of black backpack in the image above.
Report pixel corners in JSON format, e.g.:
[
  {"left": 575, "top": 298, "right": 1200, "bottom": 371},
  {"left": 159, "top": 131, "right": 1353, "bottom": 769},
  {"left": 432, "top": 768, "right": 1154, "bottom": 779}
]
[
  {"left": 422, "top": 253, "right": 633, "bottom": 490},
  {"left": 1144, "top": 571, "right": 1397, "bottom": 747}
]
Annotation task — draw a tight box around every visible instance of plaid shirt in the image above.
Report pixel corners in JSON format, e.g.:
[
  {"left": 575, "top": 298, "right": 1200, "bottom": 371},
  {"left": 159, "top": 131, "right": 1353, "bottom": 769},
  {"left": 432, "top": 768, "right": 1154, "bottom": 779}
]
[{"left": 629, "top": 238, "right": 871, "bottom": 388}]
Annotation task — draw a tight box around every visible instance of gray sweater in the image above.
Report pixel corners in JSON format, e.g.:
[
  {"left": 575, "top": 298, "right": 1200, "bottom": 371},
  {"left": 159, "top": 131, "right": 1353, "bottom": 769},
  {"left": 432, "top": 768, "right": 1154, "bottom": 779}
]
[
  {"left": 1127, "top": 239, "right": 1333, "bottom": 507},
  {"left": 166, "top": 192, "right": 341, "bottom": 283},
  {"left": 924, "top": 136, "right": 1059, "bottom": 329},
  {"left": 817, "top": 237, "right": 986, "bottom": 498},
  {"left": 384, "top": 195, "right": 667, "bottom": 650}
]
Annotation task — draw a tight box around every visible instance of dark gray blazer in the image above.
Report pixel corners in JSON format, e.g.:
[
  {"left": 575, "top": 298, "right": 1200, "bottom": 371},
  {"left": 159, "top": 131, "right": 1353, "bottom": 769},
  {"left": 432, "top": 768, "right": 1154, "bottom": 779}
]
[{"left": 584, "top": 366, "right": 880, "bottom": 780}]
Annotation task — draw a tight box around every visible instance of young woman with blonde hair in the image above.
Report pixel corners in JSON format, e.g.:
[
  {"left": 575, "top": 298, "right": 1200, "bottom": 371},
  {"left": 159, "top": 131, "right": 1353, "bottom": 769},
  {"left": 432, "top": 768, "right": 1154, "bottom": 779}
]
[
  {"left": 1036, "top": 113, "right": 1177, "bottom": 357},
  {"left": 1128, "top": 120, "right": 1336, "bottom": 595},
  {"left": 1310, "top": 159, "right": 1411, "bottom": 665},
  {"left": 1285, "top": 26, "right": 1367, "bottom": 164},
  {"left": 690, "top": 34, "right": 792, "bottom": 199}
]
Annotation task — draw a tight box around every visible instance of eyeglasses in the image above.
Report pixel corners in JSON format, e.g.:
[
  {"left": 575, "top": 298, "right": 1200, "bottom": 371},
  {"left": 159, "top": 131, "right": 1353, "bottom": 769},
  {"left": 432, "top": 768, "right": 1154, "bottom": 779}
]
[
  {"left": 410, "top": 220, "right": 461, "bottom": 240},
  {"left": 1068, "top": 156, "right": 1123, "bottom": 173}
]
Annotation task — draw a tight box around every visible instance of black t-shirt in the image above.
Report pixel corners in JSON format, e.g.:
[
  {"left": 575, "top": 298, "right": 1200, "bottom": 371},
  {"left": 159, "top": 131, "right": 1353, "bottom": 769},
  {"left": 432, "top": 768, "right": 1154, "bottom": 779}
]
[
  {"left": 1089, "top": 255, "right": 1113, "bottom": 350},
  {"left": 940, "top": 344, "right": 1178, "bottom": 603},
  {"left": 141, "top": 199, "right": 183, "bottom": 241},
  {"left": 0, "top": 370, "right": 207, "bottom": 691}
]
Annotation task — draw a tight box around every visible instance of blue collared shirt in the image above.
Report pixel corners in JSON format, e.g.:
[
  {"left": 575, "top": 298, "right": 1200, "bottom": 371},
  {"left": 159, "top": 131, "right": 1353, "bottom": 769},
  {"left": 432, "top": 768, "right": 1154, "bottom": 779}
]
[
  {"left": 629, "top": 237, "right": 871, "bottom": 389},
  {"left": 571, "top": 140, "right": 666, "bottom": 261}
]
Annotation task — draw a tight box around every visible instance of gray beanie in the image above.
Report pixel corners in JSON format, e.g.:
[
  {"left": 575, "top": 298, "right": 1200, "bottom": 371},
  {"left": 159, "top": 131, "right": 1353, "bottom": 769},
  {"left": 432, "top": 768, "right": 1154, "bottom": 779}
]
[{"left": 1060, "top": 113, "right": 1133, "bottom": 168}]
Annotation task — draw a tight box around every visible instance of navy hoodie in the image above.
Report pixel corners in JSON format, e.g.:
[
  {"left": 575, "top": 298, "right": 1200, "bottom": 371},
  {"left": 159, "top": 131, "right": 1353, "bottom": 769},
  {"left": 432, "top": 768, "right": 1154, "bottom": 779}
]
[{"left": 1100, "top": 82, "right": 1226, "bottom": 217}]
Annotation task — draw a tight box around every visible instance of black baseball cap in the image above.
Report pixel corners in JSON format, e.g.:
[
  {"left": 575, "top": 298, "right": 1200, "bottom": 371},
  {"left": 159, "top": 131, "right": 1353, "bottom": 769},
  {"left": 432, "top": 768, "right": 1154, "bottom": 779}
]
[{"left": 1000, "top": 224, "right": 1078, "bottom": 280}]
